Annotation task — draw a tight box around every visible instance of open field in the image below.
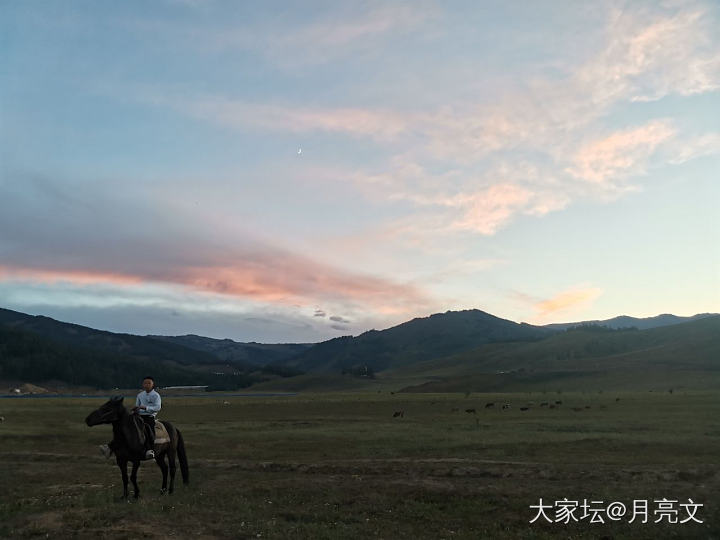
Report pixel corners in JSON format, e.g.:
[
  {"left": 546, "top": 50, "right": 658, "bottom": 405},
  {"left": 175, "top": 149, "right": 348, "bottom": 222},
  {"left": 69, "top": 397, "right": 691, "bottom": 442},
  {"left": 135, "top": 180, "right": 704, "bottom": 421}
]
[{"left": 1, "top": 391, "right": 719, "bottom": 539}]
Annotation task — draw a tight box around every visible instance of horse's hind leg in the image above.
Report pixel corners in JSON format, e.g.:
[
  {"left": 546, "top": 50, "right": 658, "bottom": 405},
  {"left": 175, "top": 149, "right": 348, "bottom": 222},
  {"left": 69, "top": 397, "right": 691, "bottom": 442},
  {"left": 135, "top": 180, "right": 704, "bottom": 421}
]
[
  {"left": 130, "top": 461, "right": 141, "bottom": 499},
  {"left": 167, "top": 449, "right": 177, "bottom": 494},
  {"left": 158, "top": 455, "right": 169, "bottom": 494}
]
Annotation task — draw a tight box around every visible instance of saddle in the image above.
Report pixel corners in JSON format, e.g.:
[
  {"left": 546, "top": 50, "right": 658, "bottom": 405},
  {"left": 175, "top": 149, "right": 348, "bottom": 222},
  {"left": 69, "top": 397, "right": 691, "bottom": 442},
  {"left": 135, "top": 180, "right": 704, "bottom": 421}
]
[{"left": 154, "top": 421, "right": 170, "bottom": 445}]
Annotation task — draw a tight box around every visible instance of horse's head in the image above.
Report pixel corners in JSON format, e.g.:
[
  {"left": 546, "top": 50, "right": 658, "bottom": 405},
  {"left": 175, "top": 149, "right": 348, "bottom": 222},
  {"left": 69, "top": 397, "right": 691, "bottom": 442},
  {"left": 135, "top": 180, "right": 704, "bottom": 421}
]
[{"left": 85, "top": 395, "right": 126, "bottom": 426}]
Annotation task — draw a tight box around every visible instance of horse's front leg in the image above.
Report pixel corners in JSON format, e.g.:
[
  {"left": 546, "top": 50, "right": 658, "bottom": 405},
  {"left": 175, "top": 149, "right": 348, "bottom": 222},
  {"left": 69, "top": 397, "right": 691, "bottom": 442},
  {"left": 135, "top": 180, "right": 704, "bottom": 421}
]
[
  {"left": 157, "top": 455, "right": 168, "bottom": 494},
  {"left": 130, "top": 461, "right": 141, "bottom": 499},
  {"left": 119, "top": 458, "right": 129, "bottom": 499}
]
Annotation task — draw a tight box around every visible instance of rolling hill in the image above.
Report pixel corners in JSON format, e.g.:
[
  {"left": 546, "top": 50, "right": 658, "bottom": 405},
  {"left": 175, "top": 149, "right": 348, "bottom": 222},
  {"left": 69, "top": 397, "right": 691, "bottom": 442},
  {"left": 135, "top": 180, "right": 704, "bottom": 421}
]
[
  {"left": 0, "top": 308, "right": 229, "bottom": 368},
  {"left": 544, "top": 312, "right": 717, "bottom": 331},
  {"left": 391, "top": 315, "right": 720, "bottom": 392},
  {"left": 277, "top": 309, "right": 554, "bottom": 374},
  {"left": 0, "top": 308, "right": 261, "bottom": 389}
]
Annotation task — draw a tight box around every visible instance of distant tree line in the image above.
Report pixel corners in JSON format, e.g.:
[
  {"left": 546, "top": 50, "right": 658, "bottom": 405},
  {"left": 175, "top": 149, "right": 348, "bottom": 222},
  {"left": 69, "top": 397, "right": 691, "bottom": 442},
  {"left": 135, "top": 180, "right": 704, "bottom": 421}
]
[{"left": 565, "top": 324, "right": 639, "bottom": 333}]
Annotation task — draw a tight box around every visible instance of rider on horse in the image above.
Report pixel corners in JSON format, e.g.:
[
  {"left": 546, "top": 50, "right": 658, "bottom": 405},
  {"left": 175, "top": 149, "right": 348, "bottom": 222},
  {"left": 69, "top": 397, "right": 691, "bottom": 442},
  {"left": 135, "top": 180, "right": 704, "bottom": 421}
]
[{"left": 100, "top": 376, "right": 160, "bottom": 460}]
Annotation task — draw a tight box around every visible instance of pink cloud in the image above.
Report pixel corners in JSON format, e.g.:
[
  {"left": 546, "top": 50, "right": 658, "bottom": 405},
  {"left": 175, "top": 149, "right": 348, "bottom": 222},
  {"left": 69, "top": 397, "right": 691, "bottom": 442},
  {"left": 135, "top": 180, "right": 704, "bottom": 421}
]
[
  {"left": 534, "top": 287, "right": 603, "bottom": 320},
  {"left": 176, "top": 98, "right": 410, "bottom": 141},
  {"left": 567, "top": 121, "right": 675, "bottom": 185},
  {"left": 450, "top": 184, "right": 533, "bottom": 235},
  {"left": 0, "top": 245, "right": 436, "bottom": 317},
  {"left": 0, "top": 266, "right": 143, "bottom": 287}
]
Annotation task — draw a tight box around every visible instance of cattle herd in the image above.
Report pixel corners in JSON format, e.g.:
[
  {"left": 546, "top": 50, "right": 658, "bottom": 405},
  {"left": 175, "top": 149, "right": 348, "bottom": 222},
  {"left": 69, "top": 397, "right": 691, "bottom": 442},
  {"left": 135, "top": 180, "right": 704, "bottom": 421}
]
[{"left": 388, "top": 397, "right": 616, "bottom": 417}]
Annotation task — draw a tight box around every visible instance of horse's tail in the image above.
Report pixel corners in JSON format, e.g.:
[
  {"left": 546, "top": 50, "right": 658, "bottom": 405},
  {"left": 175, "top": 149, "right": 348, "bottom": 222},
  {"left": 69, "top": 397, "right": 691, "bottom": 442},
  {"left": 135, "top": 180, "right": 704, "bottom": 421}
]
[{"left": 176, "top": 429, "right": 189, "bottom": 485}]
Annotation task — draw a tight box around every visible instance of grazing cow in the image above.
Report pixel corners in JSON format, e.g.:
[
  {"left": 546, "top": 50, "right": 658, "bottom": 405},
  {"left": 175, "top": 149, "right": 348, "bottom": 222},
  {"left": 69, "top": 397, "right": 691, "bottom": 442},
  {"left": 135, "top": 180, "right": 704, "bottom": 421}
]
[
  {"left": 502, "top": 404, "right": 510, "bottom": 410},
  {"left": 485, "top": 402, "right": 494, "bottom": 408},
  {"left": 0, "top": 416, "right": 4, "bottom": 422},
  {"left": 465, "top": 408, "right": 476, "bottom": 414},
  {"left": 393, "top": 411, "right": 404, "bottom": 418},
  {"left": 555, "top": 400, "right": 563, "bottom": 405},
  {"left": 585, "top": 405, "right": 591, "bottom": 409},
  {"left": 615, "top": 398, "right": 620, "bottom": 402},
  {"left": 222, "top": 401, "right": 230, "bottom": 406},
  {"left": 520, "top": 407, "right": 529, "bottom": 411},
  {"left": 540, "top": 402, "right": 549, "bottom": 407}
]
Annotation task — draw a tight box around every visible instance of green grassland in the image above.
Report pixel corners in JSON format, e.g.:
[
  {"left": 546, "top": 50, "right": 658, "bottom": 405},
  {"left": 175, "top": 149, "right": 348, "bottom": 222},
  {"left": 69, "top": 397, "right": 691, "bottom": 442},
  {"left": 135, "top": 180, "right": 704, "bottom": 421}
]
[{"left": 1, "top": 391, "right": 719, "bottom": 538}]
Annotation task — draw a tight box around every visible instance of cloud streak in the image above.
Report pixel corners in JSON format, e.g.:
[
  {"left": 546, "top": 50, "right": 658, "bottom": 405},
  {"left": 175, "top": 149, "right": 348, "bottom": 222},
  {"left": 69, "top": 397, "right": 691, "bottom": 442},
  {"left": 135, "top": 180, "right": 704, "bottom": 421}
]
[
  {"left": 567, "top": 120, "right": 676, "bottom": 186},
  {"left": 141, "top": 3, "right": 719, "bottom": 242},
  {"left": 0, "top": 172, "right": 439, "bottom": 320}
]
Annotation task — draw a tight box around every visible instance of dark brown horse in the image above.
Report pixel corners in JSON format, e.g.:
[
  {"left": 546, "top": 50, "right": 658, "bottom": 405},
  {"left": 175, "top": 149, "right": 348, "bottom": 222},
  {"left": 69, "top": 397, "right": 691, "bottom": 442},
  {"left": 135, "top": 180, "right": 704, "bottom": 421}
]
[{"left": 85, "top": 396, "right": 189, "bottom": 498}]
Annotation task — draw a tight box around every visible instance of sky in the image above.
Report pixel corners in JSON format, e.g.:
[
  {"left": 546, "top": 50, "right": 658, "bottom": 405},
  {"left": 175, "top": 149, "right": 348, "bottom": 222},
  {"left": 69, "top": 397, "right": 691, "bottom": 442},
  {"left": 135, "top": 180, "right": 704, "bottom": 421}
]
[{"left": 1, "top": 0, "right": 718, "bottom": 343}]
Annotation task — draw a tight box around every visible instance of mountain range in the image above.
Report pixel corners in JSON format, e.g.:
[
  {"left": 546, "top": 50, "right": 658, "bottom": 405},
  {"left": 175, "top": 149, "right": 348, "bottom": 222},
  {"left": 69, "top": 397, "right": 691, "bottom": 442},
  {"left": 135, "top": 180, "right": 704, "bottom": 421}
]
[{"left": 1, "top": 306, "right": 718, "bottom": 392}]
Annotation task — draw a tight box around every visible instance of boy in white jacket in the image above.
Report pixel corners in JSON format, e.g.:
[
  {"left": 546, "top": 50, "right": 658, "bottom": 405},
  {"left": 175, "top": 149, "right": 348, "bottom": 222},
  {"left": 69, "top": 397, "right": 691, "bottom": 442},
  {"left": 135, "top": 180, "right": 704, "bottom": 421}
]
[{"left": 99, "top": 376, "right": 161, "bottom": 460}]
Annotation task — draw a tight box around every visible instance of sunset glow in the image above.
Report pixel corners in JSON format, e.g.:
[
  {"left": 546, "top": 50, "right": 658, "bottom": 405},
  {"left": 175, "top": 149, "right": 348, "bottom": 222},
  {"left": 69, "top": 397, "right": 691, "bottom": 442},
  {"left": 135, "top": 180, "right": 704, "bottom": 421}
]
[{"left": 2, "top": 1, "right": 718, "bottom": 341}]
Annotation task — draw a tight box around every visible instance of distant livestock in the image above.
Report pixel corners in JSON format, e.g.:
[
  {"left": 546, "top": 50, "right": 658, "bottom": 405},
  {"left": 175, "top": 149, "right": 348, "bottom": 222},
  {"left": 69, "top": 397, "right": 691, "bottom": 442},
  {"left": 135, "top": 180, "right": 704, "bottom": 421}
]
[
  {"left": 485, "top": 402, "right": 495, "bottom": 408},
  {"left": 555, "top": 400, "right": 563, "bottom": 405},
  {"left": 0, "top": 416, "right": 4, "bottom": 422},
  {"left": 540, "top": 402, "right": 549, "bottom": 407},
  {"left": 393, "top": 411, "right": 404, "bottom": 418},
  {"left": 222, "top": 401, "right": 230, "bottom": 406},
  {"left": 465, "top": 409, "right": 476, "bottom": 414},
  {"left": 520, "top": 407, "right": 529, "bottom": 411},
  {"left": 502, "top": 404, "right": 510, "bottom": 410}
]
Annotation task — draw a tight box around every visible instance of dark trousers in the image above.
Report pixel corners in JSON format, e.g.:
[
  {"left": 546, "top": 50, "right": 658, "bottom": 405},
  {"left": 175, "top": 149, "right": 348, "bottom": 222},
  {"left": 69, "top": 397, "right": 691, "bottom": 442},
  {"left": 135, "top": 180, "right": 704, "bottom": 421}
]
[
  {"left": 107, "top": 415, "right": 156, "bottom": 453},
  {"left": 141, "top": 415, "right": 156, "bottom": 451}
]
